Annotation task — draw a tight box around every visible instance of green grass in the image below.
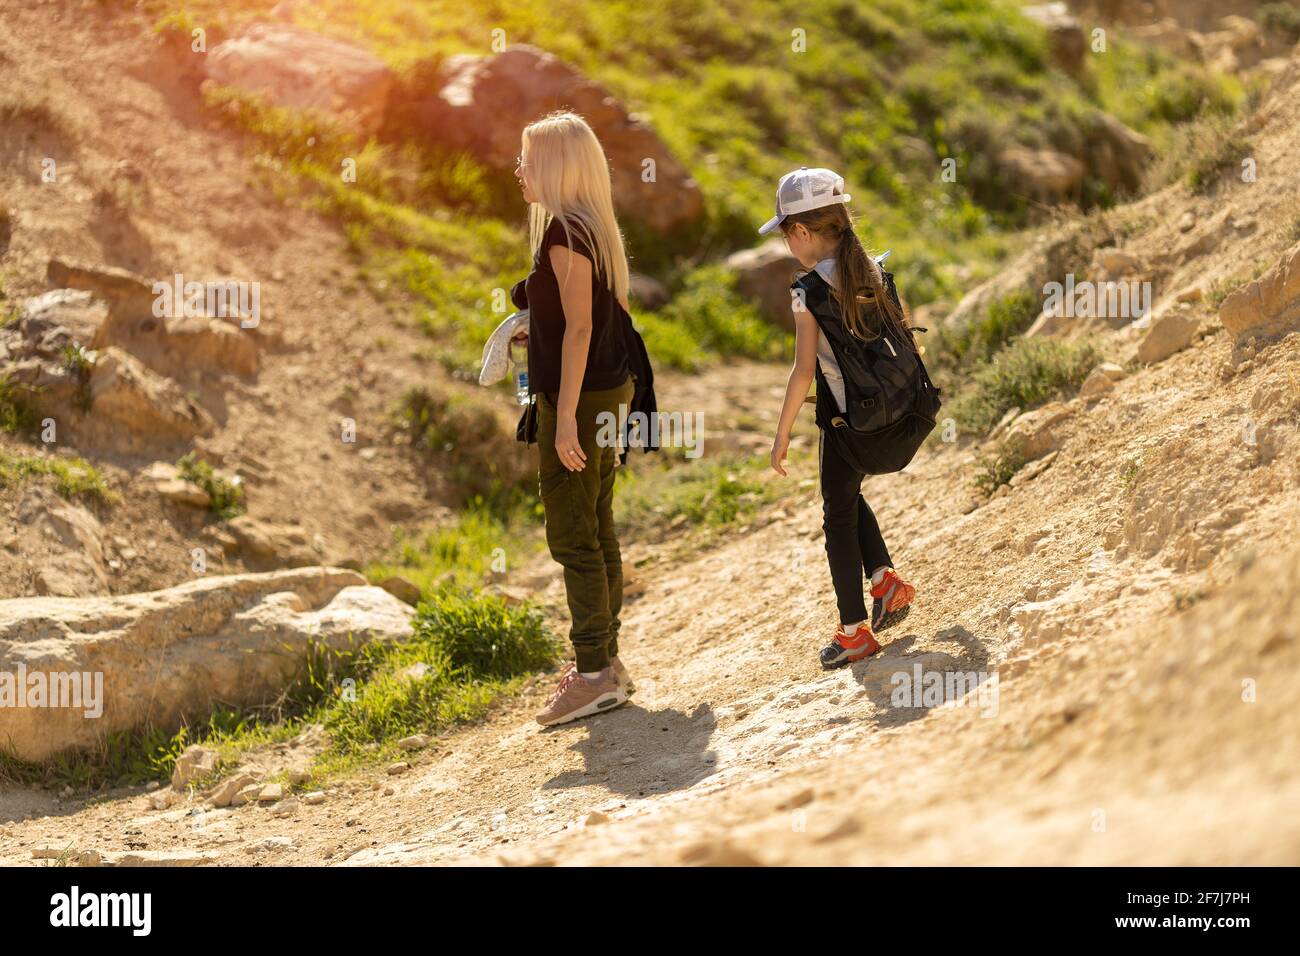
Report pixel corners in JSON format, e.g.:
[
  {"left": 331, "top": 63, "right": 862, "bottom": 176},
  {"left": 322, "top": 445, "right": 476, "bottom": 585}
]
[
  {"left": 637, "top": 263, "right": 790, "bottom": 370},
  {"left": 2, "top": 586, "right": 560, "bottom": 791},
  {"left": 0, "top": 375, "right": 38, "bottom": 433},
  {"left": 932, "top": 287, "right": 1040, "bottom": 369},
  {"left": 177, "top": 451, "right": 245, "bottom": 519},
  {"left": 615, "top": 451, "right": 795, "bottom": 536},
  {"left": 0, "top": 447, "right": 114, "bottom": 502},
  {"left": 365, "top": 500, "right": 544, "bottom": 596},
  {"left": 972, "top": 441, "right": 1025, "bottom": 495},
  {"left": 949, "top": 336, "right": 1100, "bottom": 434}
]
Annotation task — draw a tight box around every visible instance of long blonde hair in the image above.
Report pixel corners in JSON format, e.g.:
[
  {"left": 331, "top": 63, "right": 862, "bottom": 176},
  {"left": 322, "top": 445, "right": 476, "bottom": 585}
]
[
  {"left": 780, "top": 201, "right": 911, "bottom": 348},
  {"left": 522, "top": 111, "right": 630, "bottom": 303}
]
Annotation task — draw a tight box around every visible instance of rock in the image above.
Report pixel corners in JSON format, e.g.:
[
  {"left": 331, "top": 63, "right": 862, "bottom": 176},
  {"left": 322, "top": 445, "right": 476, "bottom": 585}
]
[
  {"left": 1021, "top": 3, "right": 1085, "bottom": 74},
  {"left": 225, "top": 515, "right": 318, "bottom": 569},
  {"left": 724, "top": 239, "right": 801, "bottom": 329},
  {"left": 629, "top": 273, "right": 670, "bottom": 310},
  {"left": 205, "top": 772, "right": 257, "bottom": 808},
  {"left": 172, "top": 744, "right": 220, "bottom": 789},
  {"left": 150, "top": 789, "right": 179, "bottom": 811},
  {"left": 231, "top": 783, "right": 264, "bottom": 807},
  {"left": 396, "top": 734, "right": 432, "bottom": 752},
  {"left": 997, "top": 148, "right": 1084, "bottom": 204},
  {"left": 22, "top": 497, "right": 108, "bottom": 597},
  {"left": 1082, "top": 112, "right": 1153, "bottom": 196},
  {"left": 1096, "top": 248, "right": 1141, "bottom": 278},
  {"left": 142, "top": 461, "right": 212, "bottom": 509},
  {"left": 1132, "top": 18, "right": 1197, "bottom": 58},
  {"left": 46, "top": 258, "right": 155, "bottom": 315},
  {"left": 88, "top": 347, "right": 213, "bottom": 448},
  {"left": 1137, "top": 308, "right": 1201, "bottom": 364},
  {"left": 0, "top": 568, "right": 414, "bottom": 762},
  {"left": 377, "top": 575, "right": 421, "bottom": 607},
  {"left": 387, "top": 762, "right": 410, "bottom": 775},
  {"left": 77, "top": 849, "right": 102, "bottom": 867},
  {"left": 583, "top": 810, "right": 609, "bottom": 827},
  {"left": 1002, "top": 402, "right": 1072, "bottom": 460},
  {"left": 303, "top": 791, "right": 327, "bottom": 805},
  {"left": 1219, "top": 242, "right": 1300, "bottom": 342},
  {"left": 19, "top": 289, "right": 107, "bottom": 346},
  {"left": 1175, "top": 286, "right": 1204, "bottom": 304},
  {"left": 206, "top": 24, "right": 393, "bottom": 134},
  {"left": 271, "top": 797, "right": 299, "bottom": 817},
  {"left": 257, "top": 783, "right": 284, "bottom": 803},
  {"left": 988, "top": 406, "right": 1022, "bottom": 441},
  {"left": 1178, "top": 210, "right": 1196, "bottom": 233},
  {"left": 1079, "top": 366, "right": 1116, "bottom": 400},
  {"left": 403, "top": 45, "right": 703, "bottom": 234}
]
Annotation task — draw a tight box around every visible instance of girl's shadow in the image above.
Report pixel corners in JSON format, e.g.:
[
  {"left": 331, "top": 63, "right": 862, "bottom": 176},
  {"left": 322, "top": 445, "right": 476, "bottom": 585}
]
[{"left": 844, "top": 625, "right": 994, "bottom": 729}]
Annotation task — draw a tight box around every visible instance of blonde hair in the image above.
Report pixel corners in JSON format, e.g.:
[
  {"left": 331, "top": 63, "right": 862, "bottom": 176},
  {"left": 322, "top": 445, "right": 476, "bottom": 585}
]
[{"left": 521, "top": 111, "right": 630, "bottom": 303}]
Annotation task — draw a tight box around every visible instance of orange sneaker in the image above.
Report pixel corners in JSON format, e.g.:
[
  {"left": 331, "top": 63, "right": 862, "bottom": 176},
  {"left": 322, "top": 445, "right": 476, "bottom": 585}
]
[
  {"left": 820, "top": 623, "right": 882, "bottom": 670},
  {"left": 871, "top": 568, "right": 916, "bottom": 632}
]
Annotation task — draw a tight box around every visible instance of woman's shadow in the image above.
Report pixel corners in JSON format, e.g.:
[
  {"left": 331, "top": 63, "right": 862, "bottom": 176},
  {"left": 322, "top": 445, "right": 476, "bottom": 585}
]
[{"left": 540, "top": 700, "right": 718, "bottom": 797}]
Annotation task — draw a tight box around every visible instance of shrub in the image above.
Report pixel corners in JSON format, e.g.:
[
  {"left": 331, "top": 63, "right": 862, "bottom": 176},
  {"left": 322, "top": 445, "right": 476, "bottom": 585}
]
[{"left": 950, "top": 337, "right": 1099, "bottom": 433}]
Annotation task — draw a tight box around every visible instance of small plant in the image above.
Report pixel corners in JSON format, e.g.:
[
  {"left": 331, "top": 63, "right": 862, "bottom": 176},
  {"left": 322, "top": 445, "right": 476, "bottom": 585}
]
[
  {"left": 0, "top": 374, "right": 37, "bottom": 433},
  {"left": 0, "top": 449, "right": 113, "bottom": 502},
  {"left": 177, "top": 451, "right": 245, "bottom": 519},
  {"left": 1118, "top": 458, "right": 1141, "bottom": 492},
  {"left": 972, "top": 441, "right": 1025, "bottom": 495}
]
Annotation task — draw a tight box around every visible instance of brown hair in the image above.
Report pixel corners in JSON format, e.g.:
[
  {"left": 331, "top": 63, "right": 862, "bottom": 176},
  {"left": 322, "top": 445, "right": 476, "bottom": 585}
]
[{"left": 780, "top": 201, "right": 912, "bottom": 348}]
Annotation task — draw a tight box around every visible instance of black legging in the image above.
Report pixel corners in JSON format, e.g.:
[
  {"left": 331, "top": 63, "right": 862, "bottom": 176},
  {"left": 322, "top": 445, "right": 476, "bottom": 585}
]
[{"left": 819, "top": 429, "right": 892, "bottom": 625}]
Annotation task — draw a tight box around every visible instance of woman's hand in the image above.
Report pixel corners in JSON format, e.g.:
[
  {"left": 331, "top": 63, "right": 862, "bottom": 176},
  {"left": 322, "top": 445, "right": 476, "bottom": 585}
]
[
  {"left": 770, "top": 431, "right": 791, "bottom": 477},
  {"left": 556, "top": 413, "right": 587, "bottom": 472}
]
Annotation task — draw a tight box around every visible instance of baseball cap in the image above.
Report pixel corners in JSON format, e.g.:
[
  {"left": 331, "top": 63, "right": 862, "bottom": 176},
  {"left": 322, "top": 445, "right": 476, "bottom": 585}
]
[{"left": 758, "top": 167, "right": 852, "bottom": 235}]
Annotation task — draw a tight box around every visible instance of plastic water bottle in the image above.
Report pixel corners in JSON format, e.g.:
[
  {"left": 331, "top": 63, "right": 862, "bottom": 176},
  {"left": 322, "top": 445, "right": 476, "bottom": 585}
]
[{"left": 515, "top": 369, "right": 530, "bottom": 405}]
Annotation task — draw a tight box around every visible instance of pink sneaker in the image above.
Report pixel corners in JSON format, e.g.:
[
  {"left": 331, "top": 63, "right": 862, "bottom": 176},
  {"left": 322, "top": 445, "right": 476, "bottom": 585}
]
[
  {"left": 559, "top": 657, "right": 637, "bottom": 696},
  {"left": 536, "top": 667, "right": 627, "bottom": 726}
]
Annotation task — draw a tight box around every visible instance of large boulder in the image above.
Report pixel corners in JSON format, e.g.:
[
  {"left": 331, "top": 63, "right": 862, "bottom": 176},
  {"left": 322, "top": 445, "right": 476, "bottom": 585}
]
[
  {"left": 1021, "top": 3, "right": 1086, "bottom": 74},
  {"left": 0, "top": 568, "right": 413, "bottom": 762},
  {"left": 724, "top": 239, "right": 800, "bottom": 329},
  {"left": 997, "top": 147, "right": 1085, "bottom": 204},
  {"left": 204, "top": 24, "right": 393, "bottom": 135},
  {"left": 406, "top": 45, "right": 704, "bottom": 235},
  {"left": 1220, "top": 241, "right": 1300, "bottom": 342}
]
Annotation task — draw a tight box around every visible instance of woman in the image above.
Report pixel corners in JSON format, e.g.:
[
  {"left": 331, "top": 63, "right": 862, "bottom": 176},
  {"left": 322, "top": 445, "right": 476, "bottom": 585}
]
[{"left": 511, "top": 111, "right": 637, "bottom": 727}]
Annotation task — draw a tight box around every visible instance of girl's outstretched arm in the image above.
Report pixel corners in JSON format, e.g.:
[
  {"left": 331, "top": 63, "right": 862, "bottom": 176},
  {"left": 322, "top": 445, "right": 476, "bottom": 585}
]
[{"left": 771, "top": 310, "right": 819, "bottom": 476}]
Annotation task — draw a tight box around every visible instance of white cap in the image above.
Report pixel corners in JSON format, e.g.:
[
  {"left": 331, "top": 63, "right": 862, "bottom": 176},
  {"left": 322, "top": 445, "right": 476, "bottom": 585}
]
[{"left": 758, "top": 167, "right": 852, "bottom": 235}]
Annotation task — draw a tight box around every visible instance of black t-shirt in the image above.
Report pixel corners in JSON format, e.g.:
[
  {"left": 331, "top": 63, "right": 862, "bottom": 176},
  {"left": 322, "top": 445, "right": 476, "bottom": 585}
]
[{"left": 512, "top": 217, "right": 629, "bottom": 395}]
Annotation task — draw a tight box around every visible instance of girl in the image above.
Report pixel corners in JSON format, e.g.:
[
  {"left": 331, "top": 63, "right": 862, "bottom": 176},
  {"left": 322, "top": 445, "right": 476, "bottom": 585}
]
[
  {"left": 510, "top": 111, "right": 637, "bottom": 726},
  {"left": 765, "top": 167, "right": 918, "bottom": 669}
]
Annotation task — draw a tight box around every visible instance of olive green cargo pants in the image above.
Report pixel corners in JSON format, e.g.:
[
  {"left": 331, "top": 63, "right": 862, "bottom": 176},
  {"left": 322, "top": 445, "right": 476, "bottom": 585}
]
[{"left": 536, "top": 376, "right": 634, "bottom": 672}]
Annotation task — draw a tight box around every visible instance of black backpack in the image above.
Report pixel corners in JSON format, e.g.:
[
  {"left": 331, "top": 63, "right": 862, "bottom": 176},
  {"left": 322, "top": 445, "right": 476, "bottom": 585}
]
[{"left": 793, "top": 265, "right": 942, "bottom": 475}]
